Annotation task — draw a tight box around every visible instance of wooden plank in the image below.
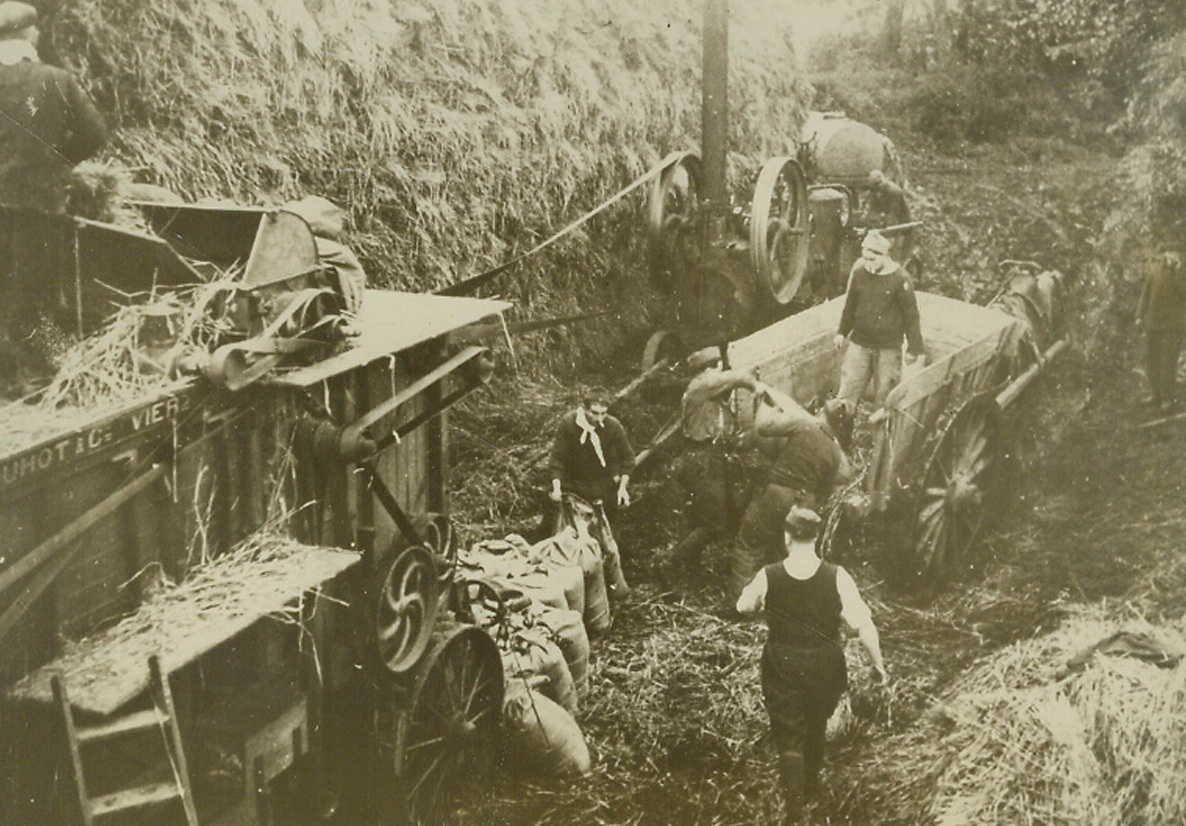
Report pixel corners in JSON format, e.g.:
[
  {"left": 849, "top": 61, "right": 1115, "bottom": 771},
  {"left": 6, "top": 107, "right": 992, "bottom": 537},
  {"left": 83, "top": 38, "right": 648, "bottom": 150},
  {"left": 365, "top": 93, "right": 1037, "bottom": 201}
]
[
  {"left": 0, "top": 466, "right": 166, "bottom": 599},
  {"left": 90, "top": 782, "right": 181, "bottom": 817},
  {"left": 9, "top": 546, "right": 359, "bottom": 715},
  {"left": 77, "top": 709, "right": 166, "bottom": 744},
  {"left": 271, "top": 291, "right": 509, "bottom": 387}
]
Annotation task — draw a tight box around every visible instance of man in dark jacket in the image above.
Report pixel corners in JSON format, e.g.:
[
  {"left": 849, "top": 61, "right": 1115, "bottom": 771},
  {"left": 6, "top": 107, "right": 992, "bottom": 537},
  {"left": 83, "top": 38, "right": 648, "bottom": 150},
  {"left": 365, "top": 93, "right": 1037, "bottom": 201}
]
[
  {"left": 834, "top": 229, "right": 925, "bottom": 421},
  {"left": 548, "top": 389, "right": 636, "bottom": 598},
  {"left": 0, "top": 11, "right": 107, "bottom": 213},
  {"left": 1137, "top": 250, "right": 1186, "bottom": 414},
  {"left": 726, "top": 387, "right": 853, "bottom": 602}
]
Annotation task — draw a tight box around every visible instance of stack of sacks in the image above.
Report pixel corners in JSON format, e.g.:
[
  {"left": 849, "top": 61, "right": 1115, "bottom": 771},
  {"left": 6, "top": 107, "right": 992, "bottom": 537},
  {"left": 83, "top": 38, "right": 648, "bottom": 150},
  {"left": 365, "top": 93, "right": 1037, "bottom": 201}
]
[{"left": 460, "top": 532, "right": 607, "bottom": 635}]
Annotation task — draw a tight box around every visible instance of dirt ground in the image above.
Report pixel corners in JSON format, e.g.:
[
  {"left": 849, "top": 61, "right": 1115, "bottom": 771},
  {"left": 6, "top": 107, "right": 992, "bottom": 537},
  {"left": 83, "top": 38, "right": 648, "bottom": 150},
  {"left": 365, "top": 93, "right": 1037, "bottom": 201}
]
[{"left": 455, "top": 100, "right": 1186, "bottom": 824}]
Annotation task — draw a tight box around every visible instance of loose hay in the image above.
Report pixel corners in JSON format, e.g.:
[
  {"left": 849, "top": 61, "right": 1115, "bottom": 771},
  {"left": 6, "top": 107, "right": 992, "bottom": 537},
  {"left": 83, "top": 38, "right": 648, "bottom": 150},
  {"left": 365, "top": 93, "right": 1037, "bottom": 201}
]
[
  {"left": 853, "top": 608, "right": 1186, "bottom": 826},
  {"left": 0, "top": 282, "right": 229, "bottom": 455},
  {"left": 8, "top": 530, "right": 359, "bottom": 716}
]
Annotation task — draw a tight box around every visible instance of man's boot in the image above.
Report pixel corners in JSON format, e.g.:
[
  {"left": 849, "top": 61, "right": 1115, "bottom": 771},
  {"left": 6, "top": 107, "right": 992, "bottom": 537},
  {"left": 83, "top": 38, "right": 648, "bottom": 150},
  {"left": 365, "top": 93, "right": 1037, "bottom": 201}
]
[{"left": 778, "top": 750, "right": 806, "bottom": 825}]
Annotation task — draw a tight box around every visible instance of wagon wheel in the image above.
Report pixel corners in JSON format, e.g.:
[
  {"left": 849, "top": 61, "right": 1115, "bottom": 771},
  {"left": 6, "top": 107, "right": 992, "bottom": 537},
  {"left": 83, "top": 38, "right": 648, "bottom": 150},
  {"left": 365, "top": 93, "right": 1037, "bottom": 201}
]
[
  {"left": 376, "top": 546, "right": 439, "bottom": 675},
  {"left": 750, "top": 157, "right": 809, "bottom": 304},
  {"left": 911, "top": 394, "right": 1003, "bottom": 582},
  {"left": 399, "top": 626, "right": 504, "bottom": 825},
  {"left": 647, "top": 152, "right": 703, "bottom": 288}
]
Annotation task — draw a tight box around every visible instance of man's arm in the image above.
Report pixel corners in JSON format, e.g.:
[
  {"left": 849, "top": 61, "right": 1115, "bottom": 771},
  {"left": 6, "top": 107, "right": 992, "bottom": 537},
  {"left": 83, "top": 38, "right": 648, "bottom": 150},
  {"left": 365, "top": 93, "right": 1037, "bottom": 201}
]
[
  {"left": 899, "top": 274, "right": 925, "bottom": 358},
  {"left": 547, "top": 416, "right": 573, "bottom": 500},
  {"left": 836, "top": 265, "right": 860, "bottom": 343},
  {"left": 735, "top": 568, "right": 768, "bottom": 614},
  {"left": 60, "top": 74, "right": 107, "bottom": 164},
  {"left": 605, "top": 417, "right": 636, "bottom": 506},
  {"left": 837, "top": 567, "right": 887, "bottom": 678}
]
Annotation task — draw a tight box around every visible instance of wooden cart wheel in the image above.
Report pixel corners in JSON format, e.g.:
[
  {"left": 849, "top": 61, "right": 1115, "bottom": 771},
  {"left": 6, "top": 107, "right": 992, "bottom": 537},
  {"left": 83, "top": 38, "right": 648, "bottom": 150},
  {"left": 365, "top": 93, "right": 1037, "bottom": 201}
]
[
  {"left": 376, "top": 546, "right": 439, "bottom": 675},
  {"left": 750, "top": 157, "right": 809, "bottom": 304},
  {"left": 912, "top": 394, "right": 1003, "bottom": 582},
  {"left": 399, "top": 625, "right": 504, "bottom": 825},
  {"left": 647, "top": 151, "right": 703, "bottom": 288}
]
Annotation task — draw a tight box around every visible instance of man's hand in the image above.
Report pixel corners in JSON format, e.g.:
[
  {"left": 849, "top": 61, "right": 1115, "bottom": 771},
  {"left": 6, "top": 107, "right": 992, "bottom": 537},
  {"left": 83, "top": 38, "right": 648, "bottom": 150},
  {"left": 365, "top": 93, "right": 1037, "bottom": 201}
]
[
  {"left": 616, "top": 479, "right": 631, "bottom": 507},
  {"left": 549, "top": 480, "right": 563, "bottom": 503},
  {"left": 904, "top": 353, "right": 920, "bottom": 366},
  {"left": 872, "top": 664, "right": 890, "bottom": 685},
  {"left": 834, "top": 334, "right": 848, "bottom": 350}
]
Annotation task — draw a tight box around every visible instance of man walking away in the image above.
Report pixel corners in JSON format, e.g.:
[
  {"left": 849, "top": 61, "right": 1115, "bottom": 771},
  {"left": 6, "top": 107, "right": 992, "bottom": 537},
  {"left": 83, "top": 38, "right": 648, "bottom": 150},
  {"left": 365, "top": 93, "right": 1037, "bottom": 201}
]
[
  {"left": 834, "top": 229, "right": 925, "bottom": 422},
  {"left": 737, "top": 507, "right": 887, "bottom": 825}
]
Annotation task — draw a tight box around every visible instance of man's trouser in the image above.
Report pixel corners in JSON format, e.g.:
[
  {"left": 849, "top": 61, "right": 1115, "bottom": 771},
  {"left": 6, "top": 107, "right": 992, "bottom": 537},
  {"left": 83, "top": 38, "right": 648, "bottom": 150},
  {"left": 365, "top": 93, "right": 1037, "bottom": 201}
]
[
  {"left": 762, "top": 642, "right": 847, "bottom": 822},
  {"left": 837, "top": 342, "right": 902, "bottom": 408},
  {"left": 729, "top": 483, "right": 811, "bottom": 599},
  {"left": 671, "top": 447, "right": 749, "bottom": 571},
  {"left": 1146, "top": 329, "right": 1183, "bottom": 405}
]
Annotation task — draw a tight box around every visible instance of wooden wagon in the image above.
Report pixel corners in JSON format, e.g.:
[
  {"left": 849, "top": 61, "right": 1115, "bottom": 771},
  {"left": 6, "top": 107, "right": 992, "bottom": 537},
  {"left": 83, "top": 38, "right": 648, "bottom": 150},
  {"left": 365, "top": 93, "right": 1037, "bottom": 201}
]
[
  {"left": 713, "top": 284, "right": 1067, "bottom": 583},
  {"left": 0, "top": 205, "right": 512, "bottom": 826}
]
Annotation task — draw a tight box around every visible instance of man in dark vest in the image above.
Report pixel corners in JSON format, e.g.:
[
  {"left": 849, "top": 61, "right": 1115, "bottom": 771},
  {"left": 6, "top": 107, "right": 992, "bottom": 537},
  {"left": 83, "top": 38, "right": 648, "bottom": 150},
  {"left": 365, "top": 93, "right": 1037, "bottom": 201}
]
[{"left": 737, "top": 506, "right": 887, "bottom": 824}]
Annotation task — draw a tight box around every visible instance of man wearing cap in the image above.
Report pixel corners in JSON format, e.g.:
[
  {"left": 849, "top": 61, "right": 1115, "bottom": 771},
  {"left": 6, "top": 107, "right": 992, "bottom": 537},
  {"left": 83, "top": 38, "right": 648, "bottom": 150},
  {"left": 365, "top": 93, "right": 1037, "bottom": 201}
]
[
  {"left": 834, "top": 230, "right": 924, "bottom": 421},
  {"left": 0, "top": 4, "right": 107, "bottom": 213},
  {"left": 548, "top": 388, "right": 636, "bottom": 599},
  {"left": 664, "top": 349, "right": 760, "bottom": 583},
  {"left": 725, "top": 384, "right": 854, "bottom": 604},
  {"left": 737, "top": 506, "right": 887, "bottom": 825}
]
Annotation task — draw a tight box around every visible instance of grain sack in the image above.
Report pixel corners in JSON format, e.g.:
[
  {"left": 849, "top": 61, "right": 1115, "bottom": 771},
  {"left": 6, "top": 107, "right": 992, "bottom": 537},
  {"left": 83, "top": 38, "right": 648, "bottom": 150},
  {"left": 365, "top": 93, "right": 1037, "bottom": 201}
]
[
  {"left": 502, "top": 681, "right": 591, "bottom": 778},
  {"left": 534, "top": 607, "right": 591, "bottom": 692},
  {"left": 545, "top": 529, "right": 607, "bottom": 632},
  {"left": 502, "top": 571, "right": 569, "bottom": 611},
  {"left": 501, "top": 628, "right": 578, "bottom": 714}
]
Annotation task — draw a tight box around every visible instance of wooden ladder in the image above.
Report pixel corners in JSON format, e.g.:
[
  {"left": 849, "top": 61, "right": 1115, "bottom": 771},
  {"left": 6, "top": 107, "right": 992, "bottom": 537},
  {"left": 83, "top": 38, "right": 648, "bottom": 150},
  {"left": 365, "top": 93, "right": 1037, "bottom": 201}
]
[{"left": 52, "top": 654, "right": 199, "bottom": 826}]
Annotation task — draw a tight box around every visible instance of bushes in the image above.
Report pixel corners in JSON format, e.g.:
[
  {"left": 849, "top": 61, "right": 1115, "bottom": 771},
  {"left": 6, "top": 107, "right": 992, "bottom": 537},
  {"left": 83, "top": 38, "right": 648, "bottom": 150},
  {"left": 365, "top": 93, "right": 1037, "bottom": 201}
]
[{"left": 908, "top": 65, "right": 1073, "bottom": 146}]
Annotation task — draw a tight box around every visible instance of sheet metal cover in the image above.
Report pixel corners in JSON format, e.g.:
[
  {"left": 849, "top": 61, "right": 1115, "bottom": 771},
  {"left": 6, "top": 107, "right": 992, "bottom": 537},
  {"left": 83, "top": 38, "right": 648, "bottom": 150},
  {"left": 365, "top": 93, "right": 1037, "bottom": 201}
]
[{"left": 272, "top": 289, "right": 511, "bottom": 387}]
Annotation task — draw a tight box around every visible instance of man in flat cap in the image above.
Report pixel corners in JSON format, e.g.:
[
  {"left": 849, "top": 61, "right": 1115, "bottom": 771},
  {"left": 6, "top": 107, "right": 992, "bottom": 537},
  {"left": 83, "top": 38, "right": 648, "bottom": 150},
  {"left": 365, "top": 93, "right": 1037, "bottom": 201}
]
[
  {"left": 737, "top": 505, "right": 887, "bottom": 824},
  {"left": 834, "top": 229, "right": 925, "bottom": 422},
  {"left": 0, "top": 2, "right": 107, "bottom": 213}
]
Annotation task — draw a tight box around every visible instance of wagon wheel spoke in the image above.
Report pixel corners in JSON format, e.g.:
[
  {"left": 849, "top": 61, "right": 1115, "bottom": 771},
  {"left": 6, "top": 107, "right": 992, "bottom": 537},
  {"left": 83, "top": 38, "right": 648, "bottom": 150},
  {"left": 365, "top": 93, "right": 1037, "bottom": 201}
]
[
  {"left": 400, "top": 626, "right": 504, "bottom": 825},
  {"left": 912, "top": 396, "right": 1002, "bottom": 583}
]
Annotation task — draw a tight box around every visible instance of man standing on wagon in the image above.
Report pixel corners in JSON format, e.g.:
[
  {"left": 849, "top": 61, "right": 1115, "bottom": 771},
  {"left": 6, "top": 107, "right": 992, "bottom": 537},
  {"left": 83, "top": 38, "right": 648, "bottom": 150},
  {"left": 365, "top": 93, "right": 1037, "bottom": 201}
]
[{"left": 834, "top": 229, "right": 925, "bottom": 423}]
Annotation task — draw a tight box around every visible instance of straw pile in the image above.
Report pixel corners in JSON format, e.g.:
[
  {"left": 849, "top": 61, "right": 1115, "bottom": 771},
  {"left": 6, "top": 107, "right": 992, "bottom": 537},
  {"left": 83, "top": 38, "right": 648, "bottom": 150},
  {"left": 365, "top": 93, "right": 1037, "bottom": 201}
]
[
  {"left": 852, "top": 608, "right": 1186, "bottom": 826},
  {"left": 9, "top": 529, "right": 359, "bottom": 715},
  {"left": 48, "top": 0, "right": 809, "bottom": 350},
  {"left": 0, "top": 283, "right": 229, "bottom": 455}
]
